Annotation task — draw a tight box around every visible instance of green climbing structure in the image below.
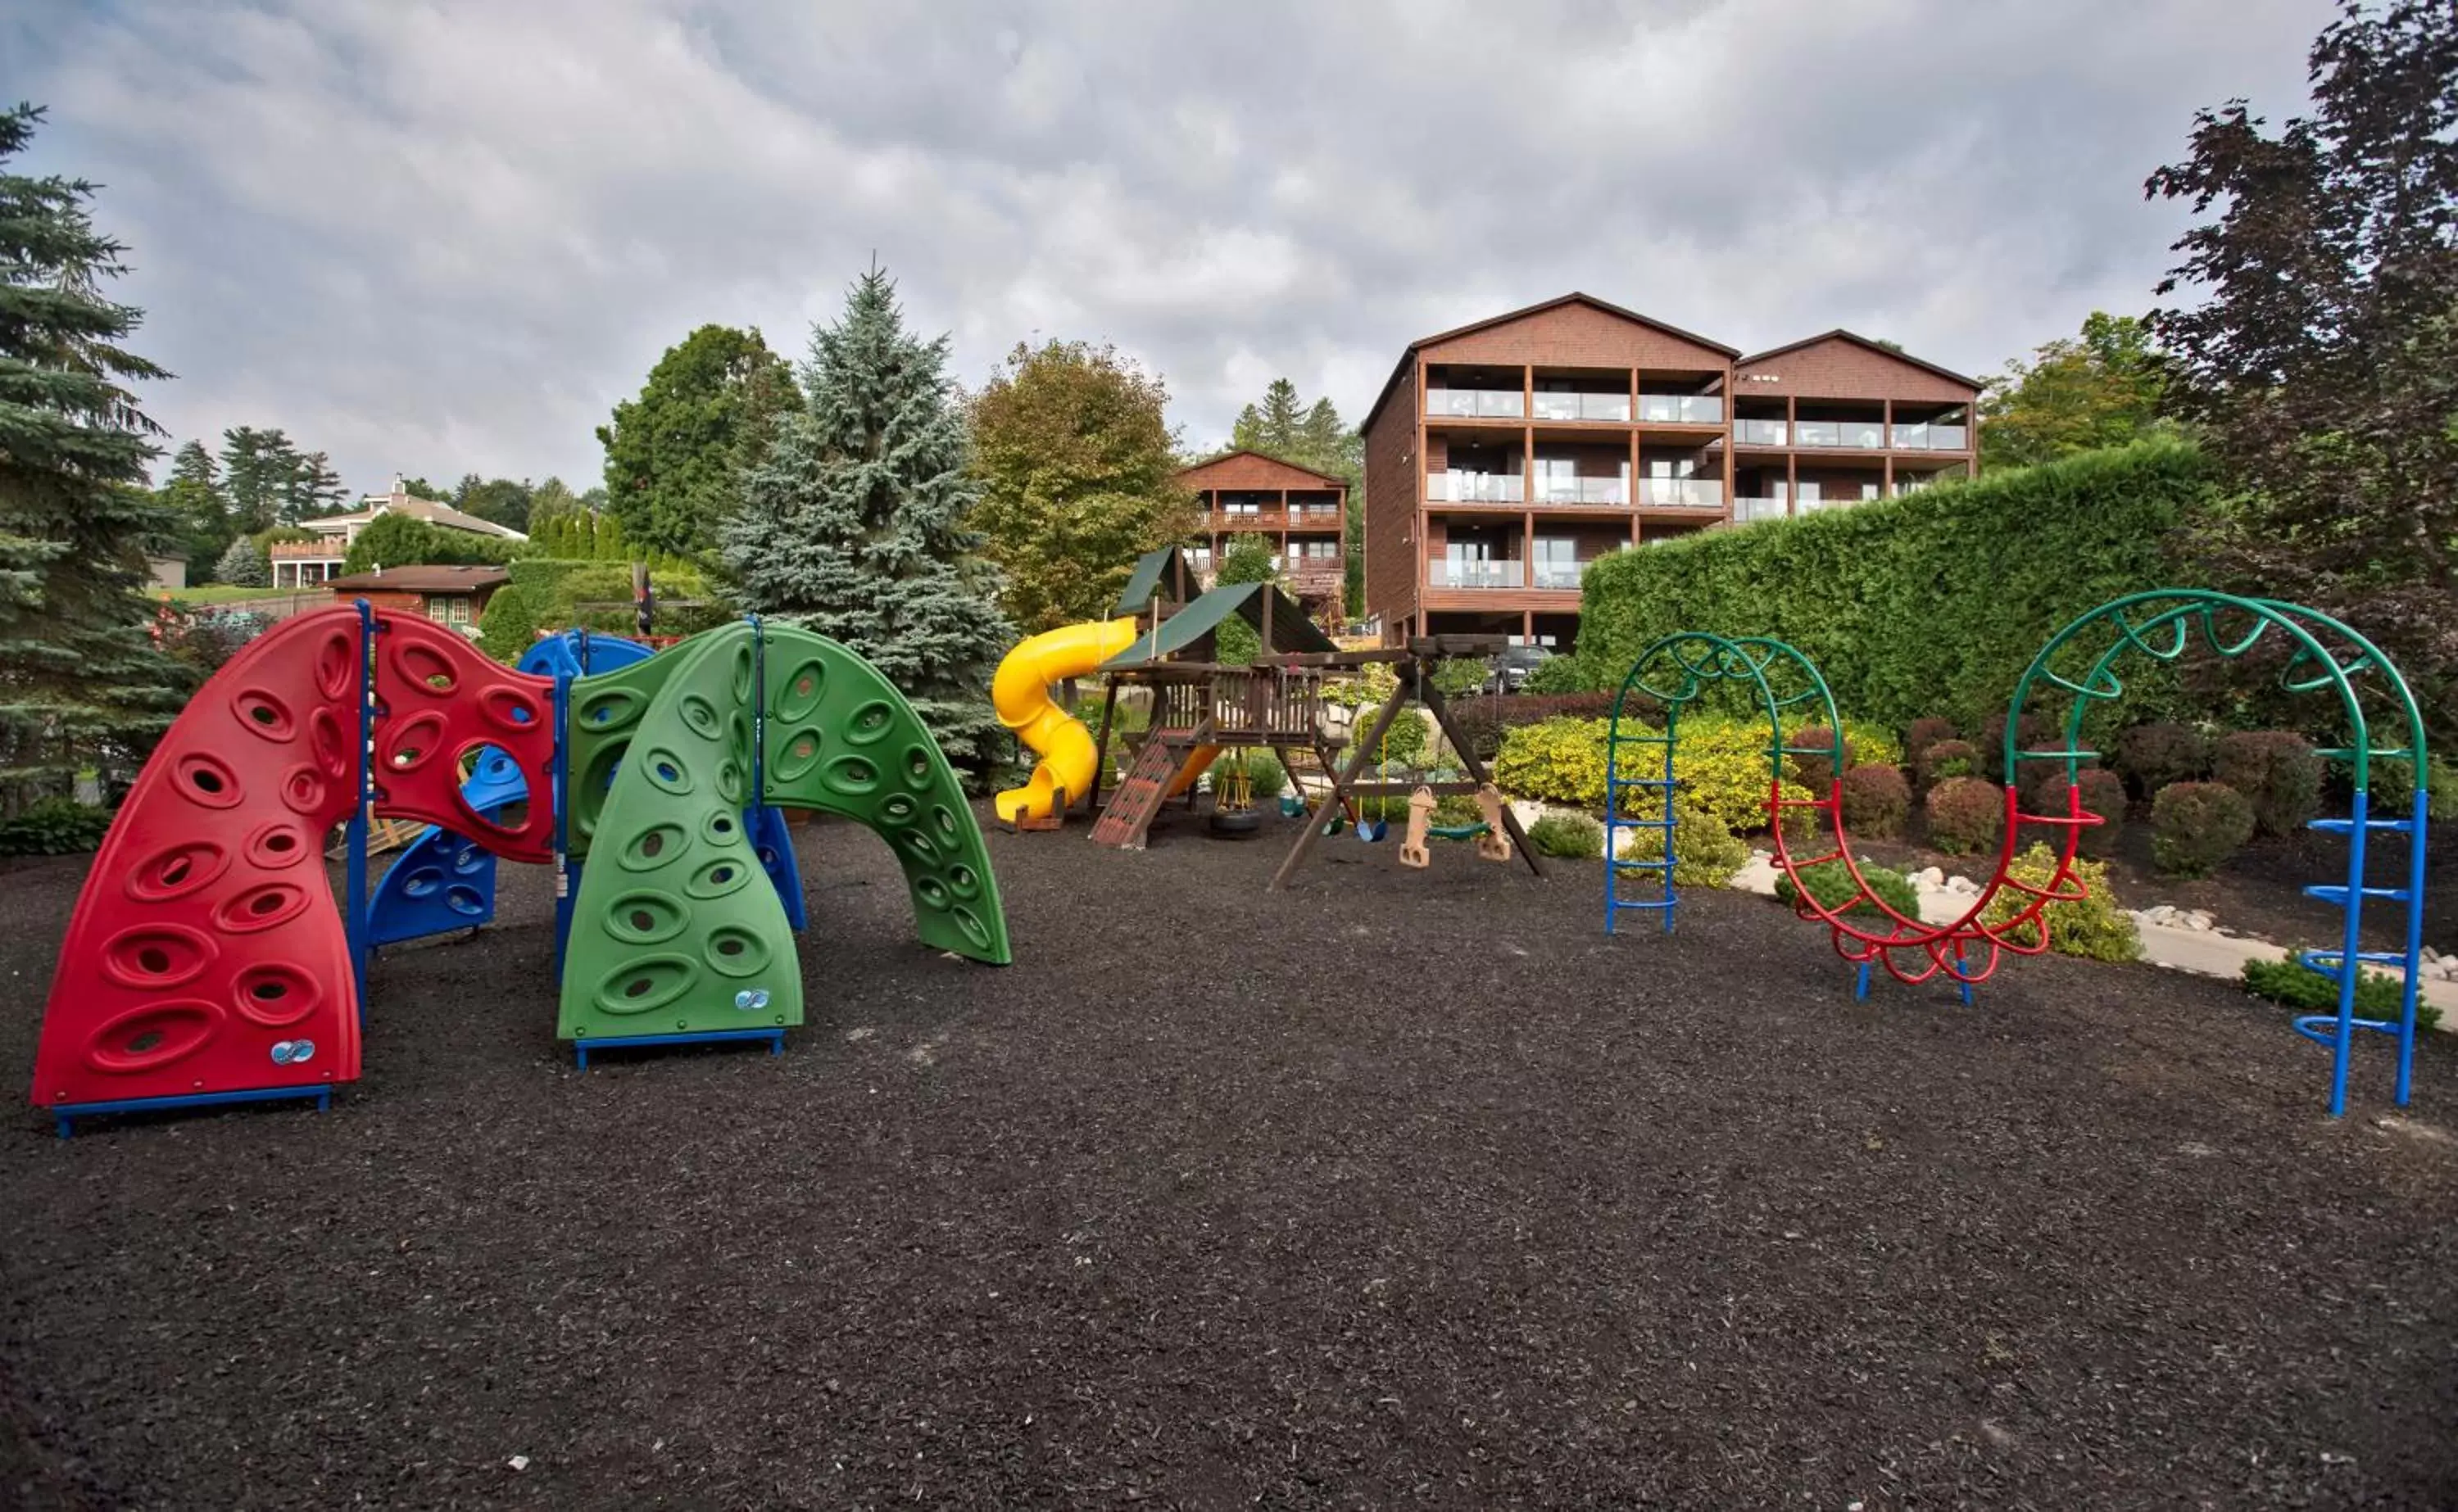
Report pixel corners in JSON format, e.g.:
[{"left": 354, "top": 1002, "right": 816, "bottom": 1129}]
[
  {"left": 758, "top": 624, "right": 1010, "bottom": 966},
  {"left": 559, "top": 627, "right": 801, "bottom": 1042},
  {"left": 556, "top": 620, "right": 1010, "bottom": 1047}
]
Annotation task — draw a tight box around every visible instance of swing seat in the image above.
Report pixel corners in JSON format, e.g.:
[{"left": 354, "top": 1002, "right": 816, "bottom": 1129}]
[
  {"left": 1278, "top": 794, "right": 1306, "bottom": 818},
  {"left": 1355, "top": 818, "right": 1388, "bottom": 843},
  {"left": 1426, "top": 822, "right": 1490, "bottom": 841}
]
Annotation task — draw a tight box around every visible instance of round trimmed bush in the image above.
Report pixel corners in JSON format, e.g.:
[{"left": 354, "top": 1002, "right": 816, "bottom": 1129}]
[
  {"left": 2150, "top": 781, "right": 2255, "bottom": 877},
  {"left": 1775, "top": 858, "right": 1922, "bottom": 923},
  {"left": 2075, "top": 767, "right": 2129, "bottom": 858},
  {"left": 1916, "top": 739, "right": 1980, "bottom": 793},
  {"left": 1527, "top": 812, "right": 1603, "bottom": 859},
  {"left": 1902, "top": 717, "right": 1960, "bottom": 772},
  {"left": 2211, "top": 731, "right": 2321, "bottom": 838},
  {"left": 2115, "top": 721, "right": 2211, "bottom": 798},
  {"left": 1979, "top": 710, "right": 2056, "bottom": 783},
  {"left": 1925, "top": 776, "right": 2004, "bottom": 855},
  {"left": 1614, "top": 800, "right": 1750, "bottom": 888},
  {"left": 1839, "top": 763, "right": 1912, "bottom": 839},
  {"left": 1787, "top": 724, "right": 1852, "bottom": 791}
]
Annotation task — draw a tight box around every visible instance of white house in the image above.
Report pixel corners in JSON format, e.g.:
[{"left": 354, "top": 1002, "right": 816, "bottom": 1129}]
[{"left": 268, "top": 477, "right": 528, "bottom": 589}]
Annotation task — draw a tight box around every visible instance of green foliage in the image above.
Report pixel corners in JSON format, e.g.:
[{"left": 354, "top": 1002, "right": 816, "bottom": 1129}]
[
  {"left": 1240, "top": 748, "right": 1285, "bottom": 798},
  {"left": 1527, "top": 812, "right": 1603, "bottom": 859},
  {"left": 2150, "top": 781, "right": 2255, "bottom": 876},
  {"left": 2243, "top": 954, "right": 2438, "bottom": 1032},
  {"left": 2148, "top": 0, "right": 2458, "bottom": 753},
  {"left": 1839, "top": 763, "right": 1911, "bottom": 838},
  {"left": 1493, "top": 717, "right": 1610, "bottom": 810},
  {"left": 599, "top": 323, "right": 800, "bottom": 560},
  {"left": 1353, "top": 704, "right": 1431, "bottom": 774},
  {"left": 161, "top": 609, "right": 271, "bottom": 679},
  {"left": 1925, "top": 776, "right": 2003, "bottom": 854},
  {"left": 1210, "top": 532, "right": 1277, "bottom": 665},
  {"left": 1522, "top": 653, "right": 1590, "bottom": 695},
  {"left": 1615, "top": 800, "right": 1750, "bottom": 888},
  {"left": 2076, "top": 767, "right": 2129, "bottom": 858},
  {"left": 1916, "top": 738, "right": 1978, "bottom": 789},
  {"left": 1980, "top": 312, "right": 2173, "bottom": 471},
  {"left": 214, "top": 536, "right": 270, "bottom": 587},
  {"left": 2358, "top": 749, "right": 2458, "bottom": 822},
  {"left": 1775, "top": 858, "right": 1921, "bottom": 923},
  {"left": 1227, "top": 378, "right": 1364, "bottom": 613},
  {"left": 342, "top": 512, "right": 517, "bottom": 574},
  {"left": 1902, "top": 717, "right": 1959, "bottom": 772},
  {"left": 0, "top": 795, "right": 112, "bottom": 855},
  {"left": 451, "top": 475, "right": 534, "bottom": 533},
  {"left": 1980, "top": 844, "right": 2140, "bottom": 962},
  {"left": 968, "top": 340, "right": 1199, "bottom": 634},
  {"left": 0, "top": 105, "right": 188, "bottom": 812},
  {"left": 2211, "top": 731, "right": 2322, "bottom": 837},
  {"left": 2114, "top": 721, "right": 2211, "bottom": 797},
  {"left": 1574, "top": 442, "right": 2212, "bottom": 735},
  {"left": 475, "top": 558, "right": 708, "bottom": 662},
  {"left": 1669, "top": 718, "right": 1810, "bottom": 834},
  {"left": 719, "top": 268, "right": 1012, "bottom": 781},
  {"left": 1431, "top": 657, "right": 1489, "bottom": 697}
]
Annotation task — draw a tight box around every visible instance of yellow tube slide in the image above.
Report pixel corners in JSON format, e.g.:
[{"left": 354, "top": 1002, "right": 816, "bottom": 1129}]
[{"left": 993, "top": 618, "right": 1142, "bottom": 823}]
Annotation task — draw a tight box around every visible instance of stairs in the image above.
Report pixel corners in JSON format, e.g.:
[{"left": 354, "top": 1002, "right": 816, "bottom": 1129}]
[{"left": 1091, "top": 727, "right": 1203, "bottom": 850}]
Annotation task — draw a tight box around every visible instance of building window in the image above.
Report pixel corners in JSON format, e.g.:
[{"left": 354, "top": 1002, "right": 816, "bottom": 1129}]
[{"left": 447, "top": 596, "right": 472, "bottom": 625}]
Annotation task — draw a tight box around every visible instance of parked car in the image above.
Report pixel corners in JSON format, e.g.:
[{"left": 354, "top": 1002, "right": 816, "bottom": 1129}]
[{"left": 1484, "top": 645, "right": 1553, "bottom": 695}]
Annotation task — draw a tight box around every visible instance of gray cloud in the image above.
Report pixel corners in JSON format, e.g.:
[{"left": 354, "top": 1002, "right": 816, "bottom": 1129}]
[{"left": 8, "top": 0, "right": 2331, "bottom": 491}]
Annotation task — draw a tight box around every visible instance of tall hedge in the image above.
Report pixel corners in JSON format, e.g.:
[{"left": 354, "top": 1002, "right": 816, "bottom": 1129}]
[{"left": 1574, "top": 442, "right": 2212, "bottom": 733}]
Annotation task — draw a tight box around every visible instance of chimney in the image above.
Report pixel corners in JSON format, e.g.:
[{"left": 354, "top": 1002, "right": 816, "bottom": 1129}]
[
  {"left": 390, "top": 473, "right": 407, "bottom": 509},
  {"left": 373, "top": 563, "right": 383, "bottom": 577}
]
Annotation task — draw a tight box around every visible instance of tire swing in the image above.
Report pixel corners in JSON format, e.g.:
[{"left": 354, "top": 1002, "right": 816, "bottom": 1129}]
[{"left": 1208, "top": 745, "right": 1263, "bottom": 838}]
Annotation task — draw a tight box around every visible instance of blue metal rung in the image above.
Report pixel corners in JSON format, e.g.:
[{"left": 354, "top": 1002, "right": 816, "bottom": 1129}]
[
  {"left": 2306, "top": 815, "right": 2417, "bottom": 835},
  {"left": 2292, "top": 1014, "right": 2402, "bottom": 1047},
  {"left": 1608, "top": 896, "right": 1676, "bottom": 911},
  {"left": 2302, "top": 884, "right": 2411, "bottom": 905},
  {"left": 52, "top": 1084, "right": 331, "bottom": 1139},
  {"left": 572, "top": 1028, "right": 787, "bottom": 1069},
  {"left": 2298, "top": 948, "right": 2412, "bottom": 969}
]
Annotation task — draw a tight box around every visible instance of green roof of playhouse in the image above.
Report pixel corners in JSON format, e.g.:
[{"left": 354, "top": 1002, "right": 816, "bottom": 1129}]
[
  {"left": 1100, "top": 581, "right": 1336, "bottom": 669},
  {"left": 1113, "top": 545, "right": 1205, "bottom": 615}
]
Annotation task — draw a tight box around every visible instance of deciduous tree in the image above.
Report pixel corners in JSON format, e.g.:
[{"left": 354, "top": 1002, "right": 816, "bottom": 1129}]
[
  {"left": 968, "top": 339, "right": 1198, "bottom": 633},
  {"left": 598, "top": 324, "right": 801, "bottom": 560},
  {"left": 1979, "top": 312, "right": 2172, "bottom": 470},
  {"left": 2146, "top": 0, "right": 2458, "bottom": 736}
]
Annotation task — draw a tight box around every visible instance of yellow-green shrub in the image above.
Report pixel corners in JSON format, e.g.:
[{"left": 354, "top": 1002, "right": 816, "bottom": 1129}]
[
  {"left": 1615, "top": 800, "right": 1751, "bottom": 888},
  {"left": 1980, "top": 843, "right": 2141, "bottom": 962},
  {"left": 1668, "top": 718, "right": 1810, "bottom": 834},
  {"left": 1493, "top": 717, "right": 1610, "bottom": 809}
]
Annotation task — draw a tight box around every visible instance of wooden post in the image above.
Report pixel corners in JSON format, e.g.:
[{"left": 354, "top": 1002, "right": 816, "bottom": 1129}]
[
  {"left": 1270, "top": 674, "right": 1412, "bottom": 890},
  {"left": 1086, "top": 681, "right": 1120, "bottom": 814},
  {"left": 1422, "top": 680, "right": 1544, "bottom": 878}
]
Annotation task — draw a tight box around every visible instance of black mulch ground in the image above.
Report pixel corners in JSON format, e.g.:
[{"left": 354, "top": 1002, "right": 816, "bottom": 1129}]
[{"left": 5, "top": 807, "right": 2458, "bottom": 1510}]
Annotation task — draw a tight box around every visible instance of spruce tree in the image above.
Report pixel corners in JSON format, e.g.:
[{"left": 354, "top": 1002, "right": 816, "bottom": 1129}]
[
  {"left": 0, "top": 105, "right": 188, "bottom": 810},
  {"left": 215, "top": 536, "right": 270, "bottom": 586},
  {"left": 218, "top": 424, "right": 298, "bottom": 532},
  {"left": 159, "top": 438, "right": 231, "bottom": 577},
  {"left": 721, "top": 266, "right": 1012, "bottom": 781}
]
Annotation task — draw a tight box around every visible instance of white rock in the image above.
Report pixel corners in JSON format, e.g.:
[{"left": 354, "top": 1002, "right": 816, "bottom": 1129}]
[
  {"left": 1947, "top": 875, "right": 1980, "bottom": 895},
  {"left": 1915, "top": 874, "right": 1943, "bottom": 894},
  {"left": 508, "top": 1456, "right": 530, "bottom": 1473},
  {"left": 2183, "top": 910, "right": 2215, "bottom": 931},
  {"left": 1916, "top": 867, "right": 1946, "bottom": 889}
]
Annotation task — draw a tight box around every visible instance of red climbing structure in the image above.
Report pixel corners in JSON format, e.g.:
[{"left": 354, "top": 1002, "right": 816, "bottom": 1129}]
[{"left": 28, "top": 607, "right": 557, "bottom": 1120}]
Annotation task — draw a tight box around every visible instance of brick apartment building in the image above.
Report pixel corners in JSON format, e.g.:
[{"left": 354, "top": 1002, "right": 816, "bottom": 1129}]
[
  {"left": 1174, "top": 450, "right": 1348, "bottom": 618},
  {"left": 1360, "top": 292, "right": 1979, "bottom": 649}
]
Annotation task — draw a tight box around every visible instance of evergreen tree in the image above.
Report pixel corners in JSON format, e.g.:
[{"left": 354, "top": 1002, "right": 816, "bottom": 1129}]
[
  {"left": 1227, "top": 378, "right": 1366, "bottom": 615},
  {"left": 1232, "top": 378, "right": 1306, "bottom": 456},
  {"left": 288, "top": 449, "right": 350, "bottom": 520},
  {"left": 400, "top": 475, "right": 449, "bottom": 503},
  {"left": 158, "top": 438, "right": 231, "bottom": 578},
  {"left": 968, "top": 339, "right": 1200, "bottom": 633},
  {"left": 0, "top": 105, "right": 187, "bottom": 810},
  {"left": 214, "top": 535, "right": 270, "bottom": 586},
  {"left": 218, "top": 424, "right": 300, "bottom": 532},
  {"left": 720, "top": 266, "right": 1013, "bottom": 780}
]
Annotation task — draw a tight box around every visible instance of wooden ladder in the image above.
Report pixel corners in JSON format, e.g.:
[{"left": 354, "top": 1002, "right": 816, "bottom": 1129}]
[{"left": 1090, "top": 727, "right": 1201, "bottom": 851}]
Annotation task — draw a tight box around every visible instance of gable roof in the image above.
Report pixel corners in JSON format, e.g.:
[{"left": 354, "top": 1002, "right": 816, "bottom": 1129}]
[
  {"left": 1100, "top": 582, "right": 1336, "bottom": 669},
  {"left": 1115, "top": 546, "right": 1207, "bottom": 615},
  {"left": 324, "top": 564, "right": 511, "bottom": 594},
  {"left": 1174, "top": 448, "right": 1349, "bottom": 490},
  {"left": 1735, "top": 329, "right": 1984, "bottom": 392},
  {"left": 1361, "top": 292, "right": 1741, "bottom": 433},
  {"left": 306, "top": 491, "right": 529, "bottom": 541}
]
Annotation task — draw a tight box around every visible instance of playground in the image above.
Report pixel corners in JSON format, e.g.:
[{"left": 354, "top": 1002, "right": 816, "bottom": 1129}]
[{"left": 4, "top": 814, "right": 2458, "bottom": 1507}]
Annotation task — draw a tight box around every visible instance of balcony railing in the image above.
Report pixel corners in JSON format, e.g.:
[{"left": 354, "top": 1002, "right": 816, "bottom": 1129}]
[
  {"left": 1426, "top": 472, "right": 1525, "bottom": 504},
  {"left": 270, "top": 539, "right": 347, "bottom": 559},
  {"left": 1205, "top": 509, "right": 1286, "bottom": 532},
  {"left": 1793, "top": 419, "right": 1889, "bottom": 449},
  {"left": 1891, "top": 422, "right": 1970, "bottom": 451},
  {"left": 1530, "top": 560, "right": 1586, "bottom": 591},
  {"left": 1530, "top": 475, "right": 1628, "bottom": 506},
  {"left": 1427, "top": 388, "right": 1526, "bottom": 419},
  {"left": 1530, "top": 392, "right": 1634, "bottom": 423},
  {"left": 1427, "top": 559, "right": 1525, "bottom": 591},
  {"left": 1639, "top": 394, "right": 1724, "bottom": 424},
  {"left": 1636, "top": 478, "right": 1725, "bottom": 508},
  {"left": 1795, "top": 496, "right": 1848, "bottom": 514},
  {"left": 1734, "top": 419, "right": 1789, "bottom": 446},
  {"left": 1733, "top": 496, "right": 1790, "bottom": 523}
]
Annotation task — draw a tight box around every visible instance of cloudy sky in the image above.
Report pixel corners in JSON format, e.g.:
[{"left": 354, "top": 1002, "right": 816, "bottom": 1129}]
[{"left": 10, "top": 0, "right": 2333, "bottom": 495}]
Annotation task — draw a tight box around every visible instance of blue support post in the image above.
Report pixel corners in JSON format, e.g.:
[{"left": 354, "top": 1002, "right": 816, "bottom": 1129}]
[
  {"left": 2397, "top": 785, "right": 2426, "bottom": 1106},
  {"left": 54, "top": 1084, "right": 332, "bottom": 1139},
  {"left": 2328, "top": 786, "right": 2370, "bottom": 1120},
  {"left": 571, "top": 1027, "right": 786, "bottom": 1069},
  {"left": 551, "top": 661, "right": 575, "bottom": 980}
]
